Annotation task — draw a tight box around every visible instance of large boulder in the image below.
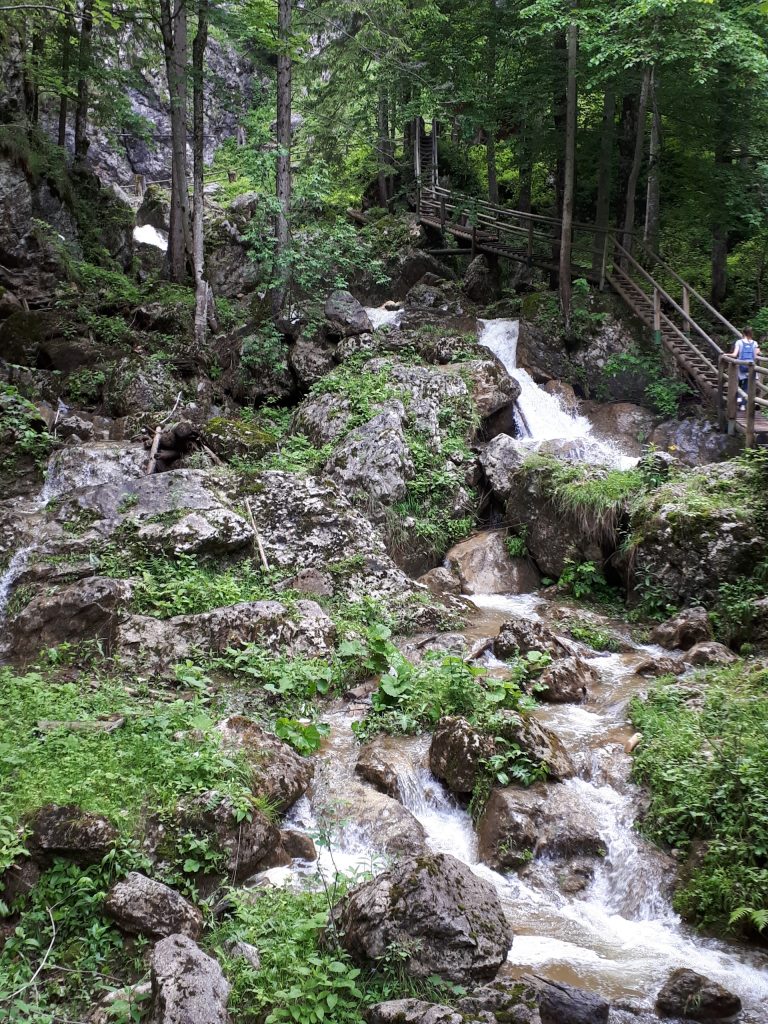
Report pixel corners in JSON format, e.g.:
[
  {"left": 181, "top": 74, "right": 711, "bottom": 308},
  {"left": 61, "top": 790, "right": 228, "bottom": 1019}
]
[
  {"left": 650, "top": 608, "right": 712, "bottom": 651},
  {"left": 655, "top": 968, "right": 741, "bottom": 1021},
  {"left": 650, "top": 418, "right": 741, "bottom": 467},
  {"left": 356, "top": 737, "right": 407, "bottom": 800},
  {"left": 429, "top": 716, "right": 495, "bottom": 795},
  {"left": 461, "top": 359, "right": 521, "bottom": 422},
  {"left": 26, "top": 805, "right": 118, "bottom": 866},
  {"left": 582, "top": 401, "right": 656, "bottom": 456},
  {"left": 479, "top": 435, "right": 528, "bottom": 502},
  {"left": 105, "top": 873, "right": 203, "bottom": 939},
  {"left": 446, "top": 532, "right": 540, "bottom": 596},
  {"left": 104, "top": 357, "right": 178, "bottom": 417},
  {"left": 331, "top": 852, "right": 512, "bottom": 984},
  {"left": 149, "top": 933, "right": 230, "bottom": 1024},
  {"left": 366, "top": 1002, "right": 461, "bottom": 1024},
  {"left": 216, "top": 717, "right": 313, "bottom": 811},
  {"left": 477, "top": 783, "right": 607, "bottom": 871},
  {"left": 463, "top": 255, "right": 497, "bottom": 305},
  {"left": 324, "top": 290, "right": 373, "bottom": 336},
  {"left": 685, "top": 641, "right": 737, "bottom": 667},
  {"left": 536, "top": 656, "right": 597, "bottom": 703},
  {"left": 324, "top": 402, "right": 413, "bottom": 508},
  {"left": 177, "top": 792, "right": 281, "bottom": 882},
  {"left": 494, "top": 710, "right": 576, "bottom": 782},
  {"left": 494, "top": 617, "right": 571, "bottom": 660},
  {"left": 117, "top": 599, "right": 335, "bottom": 670},
  {"left": 8, "top": 577, "right": 130, "bottom": 661},
  {"left": 536, "top": 977, "right": 610, "bottom": 1024},
  {"left": 291, "top": 392, "right": 352, "bottom": 446},
  {"left": 289, "top": 332, "right": 337, "bottom": 389}
]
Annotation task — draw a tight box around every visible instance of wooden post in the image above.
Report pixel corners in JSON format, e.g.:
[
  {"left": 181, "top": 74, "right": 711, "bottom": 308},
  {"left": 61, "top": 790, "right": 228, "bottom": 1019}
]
[
  {"left": 746, "top": 364, "right": 757, "bottom": 448},
  {"left": 726, "top": 359, "right": 739, "bottom": 435},
  {"left": 717, "top": 356, "right": 726, "bottom": 432},
  {"left": 599, "top": 231, "right": 610, "bottom": 291},
  {"left": 431, "top": 118, "right": 438, "bottom": 185},
  {"left": 653, "top": 287, "right": 662, "bottom": 345},
  {"left": 682, "top": 286, "right": 691, "bottom": 336},
  {"left": 440, "top": 197, "right": 446, "bottom": 231},
  {"left": 414, "top": 116, "right": 421, "bottom": 215}
]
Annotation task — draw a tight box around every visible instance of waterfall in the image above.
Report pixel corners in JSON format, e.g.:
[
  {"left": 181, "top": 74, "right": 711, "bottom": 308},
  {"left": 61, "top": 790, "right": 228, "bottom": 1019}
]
[
  {"left": 477, "top": 318, "right": 635, "bottom": 469},
  {"left": 365, "top": 305, "right": 404, "bottom": 331},
  {"left": 133, "top": 224, "right": 168, "bottom": 250}
]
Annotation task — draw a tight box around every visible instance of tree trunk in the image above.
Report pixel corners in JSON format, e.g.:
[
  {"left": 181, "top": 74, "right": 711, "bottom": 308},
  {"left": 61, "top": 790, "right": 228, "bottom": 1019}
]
[
  {"left": 620, "top": 67, "right": 651, "bottom": 260},
  {"left": 550, "top": 29, "right": 567, "bottom": 288},
  {"left": 192, "top": 0, "right": 209, "bottom": 348},
  {"left": 616, "top": 90, "right": 638, "bottom": 234},
  {"left": 644, "top": 69, "right": 661, "bottom": 250},
  {"left": 487, "top": 133, "right": 499, "bottom": 204},
  {"left": 591, "top": 89, "right": 615, "bottom": 273},
  {"left": 486, "top": 2, "right": 498, "bottom": 204},
  {"left": 57, "top": 10, "right": 74, "bottom": 147},
  {"left": 559, "top": 13, "right": 578, "bottom": 328},
  {"left": 30, "top": 31, "right": 43, "bottom": 125},
  {"left": 377, "top": 89, "right": 390, "bottom": 208},
  {"left": 73, "top": 0, "right": 94, "bottom": 165},
  {"left": 272, "top": 0, "right": 292, "bottom": 316},
  {"left": 711, "top": 95, "right": 731, "bottom": 307},
  {"left": 160, "top": 0, "right": 193, "bottom": 282}
]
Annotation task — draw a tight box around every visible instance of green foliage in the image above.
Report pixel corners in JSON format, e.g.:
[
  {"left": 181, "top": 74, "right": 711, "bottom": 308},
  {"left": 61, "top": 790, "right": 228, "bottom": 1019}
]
[
  {"left": 630, "top": 664, "right": 768, "bottom": 937},
  {"left": 558, "top": 559, "right": 617, "bottom": 604},
  {"left": 601, "top": 349, "right": 691, "bottom": 418},
  {"left": 504, "top": 531, "right": 528, "bottom": 559},
  {"left": 0, "top": 667, "right": 254, "bottom": 843},
  {"left": 65, "top": 367, "right": 107, "bottom": 406},
  {"left": 0, "top": 384, "right": 52, "bottom": 475},
  {"left": 566, "top": 620, "right": 621, "bottom": 652},
  {"left": 710, "top": 561, "right": 768, "bottom": 647}
]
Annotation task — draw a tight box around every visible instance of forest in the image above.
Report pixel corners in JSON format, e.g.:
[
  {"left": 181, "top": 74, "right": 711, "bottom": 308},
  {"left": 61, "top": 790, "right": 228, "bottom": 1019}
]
[{"left": 1, "top": 1, "right": 768, "bottom": 1023}]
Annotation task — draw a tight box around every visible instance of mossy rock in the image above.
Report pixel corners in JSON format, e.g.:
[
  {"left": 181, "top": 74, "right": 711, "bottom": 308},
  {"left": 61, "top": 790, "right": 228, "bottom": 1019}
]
[
  {"left": 0, "top": 384, "right": 52, "bottom": 496},
  {"left": 202, "top": 416, "right": 277, "bottom": 460}
]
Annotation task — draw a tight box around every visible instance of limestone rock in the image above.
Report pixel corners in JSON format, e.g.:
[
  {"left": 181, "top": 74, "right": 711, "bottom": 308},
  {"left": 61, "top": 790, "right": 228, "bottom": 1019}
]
[
  {"left": 324, "top": 402, "right": 413, "bottom": 508},
  {"left": 279, "top": 567, "right": 334, "bottom": 597},
  {"left": 105, "top": 358, "right": 177, "bottom": 417},
  {"left": 137, "top": 508, "right": 253, "bottom": 555},
  {"left": 105, "top": 873, "right": 203, "bottom": 939},
  {"left": 536, "top": 656, "right": 597, "bottom": 703},
  {"left": 458, "top": 978, "right": 541, "bottom": 1024},
  {"left": 494, "top": 710, "right": 576, "bottom": 782},
  {"left": 178, "top": 791, "right": 280, "bottom": 882},
  {"left": 463, "top": 255, "right": 497, "bottom": 305},
  {"left": 583, "top": 401, "right": 656, "bottom": 456},
  {"left": 149, "top": 933, "right": 230, "bottom": 1024},
  {"left": 685, "top": 641, "right": 737, "bottom": 667},
  {"left": 634, "top": 654, "right": 685, "bottom": 677},
  {"left": 477, "top": 783, "right": 607, "bottom": 871},
  {"left": 281, "top": 830, "right": 317, "bottom": 861},
  {"left": 27, "top": 805, "right": 118, "bottom": 866},
  {"left": 480, "top": 434, "right": 528, "bottom": 502},
  {"left": 356, "top": 739, "right": 405, "bottom": 800},
  {"left": 494, "top": 617, "right": 570, "bottom": 660},
  {"left": 224, "top": 939, "right": 261, "bottom": 970},
  {"left": 446, "top": 531, "right": 540, "bottom": 596},
  {"left": 460, "top": 358, "right": 521, "bottom": 421},
  {"left": 650, "top": 608, "right": 712, "bottom": 651},
  {"left": 655, "top": 968, "right": 741, "bottom": 1021},
  {"left": 366, "top": 1001, "right": 462, "bottom": 1024},
  {"left": 216, "top": 716, "right": 313, "bottom": 811},
  {"left": 291, "top": 392, "right": 352, "bottom": 446},
  {"left": 417, "top": 566, "right": 462, "bottom": 597},
  {"left": 289, "top": 333, "right": 337, "bottom": 389},
  {"left": 332, "top": 852, "right": 512, "bottom": 984},
  {"left": 324, "top": 290, "right": 372, "bottom": 336},
  {"left": 322, "top": 780, "right": 426, "bottom": 858},
  {"left": 9, "top": 576, "right": 130, "bottom": 661},
  {"left": 536, "top": 977, "right": 610, "bottom": 1024},
  {"left": 429, "top": 716, "right": 495, "bottom": 795},
  {"left": 650, "top": 418, "right": 741, "bottom": 467}
]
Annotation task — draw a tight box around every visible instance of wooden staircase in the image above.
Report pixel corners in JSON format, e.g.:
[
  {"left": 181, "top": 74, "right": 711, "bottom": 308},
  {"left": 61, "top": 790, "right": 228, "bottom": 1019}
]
[{"left": 412, "top": 184, "right": 768, "bottom": 442}]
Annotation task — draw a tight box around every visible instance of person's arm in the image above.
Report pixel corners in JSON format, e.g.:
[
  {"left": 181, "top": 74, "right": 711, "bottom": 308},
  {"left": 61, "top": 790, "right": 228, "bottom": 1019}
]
[{"left": 730, "top": 340, "right": 741, "bottom": 358}]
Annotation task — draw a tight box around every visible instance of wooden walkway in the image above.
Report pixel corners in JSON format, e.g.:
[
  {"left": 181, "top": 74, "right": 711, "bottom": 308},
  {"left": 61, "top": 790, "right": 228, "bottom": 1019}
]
[{"left": 412, "top": 185, "right": 768, "bottom": 443}]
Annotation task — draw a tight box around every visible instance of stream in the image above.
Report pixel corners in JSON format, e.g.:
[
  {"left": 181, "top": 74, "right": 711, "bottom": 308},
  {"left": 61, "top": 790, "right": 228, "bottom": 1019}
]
[{"left": 282, "top": 309, "right": 768, "bottom": 1018}]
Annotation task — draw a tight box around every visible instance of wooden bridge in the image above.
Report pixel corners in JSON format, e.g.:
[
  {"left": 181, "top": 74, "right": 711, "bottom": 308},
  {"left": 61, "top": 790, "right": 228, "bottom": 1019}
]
[{"left": 415, "top": 184, "right": 768, "bottom": 444}]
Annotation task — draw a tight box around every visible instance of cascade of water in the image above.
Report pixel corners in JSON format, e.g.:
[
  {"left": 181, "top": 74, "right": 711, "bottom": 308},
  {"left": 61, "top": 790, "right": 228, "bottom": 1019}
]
[
  {"left": 365, "top": 305, "right": 405, "bottom": 330},
  {"left": 477, "top": 318, "right": 635, "bottom": 469},
  {"left": 133, "top": 224, "right": 168, "bottom": 250},
  {"left": 0, "top": 546, "right": 35, "bottom": 620}
]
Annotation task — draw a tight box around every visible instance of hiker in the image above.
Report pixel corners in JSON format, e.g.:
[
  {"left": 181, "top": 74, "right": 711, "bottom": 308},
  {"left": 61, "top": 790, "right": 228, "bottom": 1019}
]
[{"left": 730, "top": 327, "right": 760, "bottom": 410}]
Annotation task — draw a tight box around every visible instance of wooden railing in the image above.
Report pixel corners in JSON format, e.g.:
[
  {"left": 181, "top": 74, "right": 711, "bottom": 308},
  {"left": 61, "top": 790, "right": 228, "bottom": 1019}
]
[{"left": 718, "top": 356, "right": 768, "bottom": 447}]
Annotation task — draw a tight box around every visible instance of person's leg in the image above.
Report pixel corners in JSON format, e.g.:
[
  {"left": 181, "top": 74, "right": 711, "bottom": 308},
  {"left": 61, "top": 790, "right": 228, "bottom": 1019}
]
[{"left": 738, "top": 377, "right": 748, "bottom": 409}]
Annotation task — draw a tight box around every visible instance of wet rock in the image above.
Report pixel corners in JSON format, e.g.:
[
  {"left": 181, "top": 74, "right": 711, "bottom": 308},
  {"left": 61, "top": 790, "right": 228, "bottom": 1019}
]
[
  {"left": 494, "top": 617, "right": 570, "bottom": 660},
  {"left": 327, "top": 781, "right": 426, "bottom": 858},
  {"left": 479, "top": 434, "right": 528, "bottom": 502},
  {"left": 634, "top": 654, "right": 685, "bottom": 677},
  {"left": 331, "top": 851, "right": 512, "bottom": 984},
  {"left": 458, "top": 978, "right": 541, "bottom": 1023},
  {"left": 446, "top": 531, "right": 540, "bottom": 596},
  {"left": 216, "top": 717, "right": 313, "bottom": 811},
  {"left": 178, "top": 791, "right": 280, "bottom": 882},
  {"left": 650, "top": 418, "right": 741, "bottom": 467},
  {"left": 429, "top": 716, "right": 495, "bottom": 795},
  {"left": 463, "top": 255, "right": 498, "bottom": 305},
  {"left": 557, "top": 857, "right": 596, "bottom": 894},
  {"left": 325, "top": 402, "right": 413, "bottom": 508},
  {"left": 655, "top": 968, "right": 741, "bottom": 1021},
  {"left": 461, "top": 358, "right": 521, "bottom": 421},
  {"left": 366, "top": 1001, "right": 462, "bottom": 1024},
  {"left": 105, "top": 873, "right": 203, "bottom": 939},
  {"left": 650, "top": 608, "right": 712, "bottom": 651},
  {"left": 280, "top": 830, "right": 317, "bottom": 861},
  {"left": 477, "top": 783, "right": 607, "bottom": 871},
  {"left": 417, "top": 565, "right": 463, "bottom": 597},
  {"left": 149, "top": 933, "right": 230, "bottom": 1024},
  {"left": 224, "top": 938, "right": 261, "bottom": 970},
  {"left": 535, "top": 976, "right": 610, "bottom": 1024},
  {"left": 542, "top": 380, "right": 580, "bottom": 415},
  {"left": 537, "top": 656, "right": 597, "bottom": 703},
  {"left": 685, "top": 641, "right": 737, "bottom": 667},
  {"left": 356, "top": 738, "right": 404, "bottom": 800},
  {"left": 325, "top": 290, "right": 372, "bottom": 336},
  {"left": 26, "top": 805, "right": 118, "bottom": 866},
  {"left": 582, "top": 401, "right": 656, "bottom": 456},
  {"left": 406, "top": 278, "right": 465, "bottom": 314},
  {"left": 494, "top": 710, "right": 576, "bottom": 782},
  {"left": 9, "top": 577, "right": 130, "bottom": 662},
  {"left": 515, "top": 318, "right": 573, "bottom": 382},
  {"left": 117, "top": 599, "right": 335, "bottom": 671}
]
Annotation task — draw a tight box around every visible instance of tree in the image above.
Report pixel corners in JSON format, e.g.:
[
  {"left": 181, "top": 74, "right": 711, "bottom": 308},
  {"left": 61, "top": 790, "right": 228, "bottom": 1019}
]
[
  {"left": 559, "top": 6, "right": 577, "bottom": 326},
  {"left": 272, "top": 0, "right": 292, "bottom": 315}
]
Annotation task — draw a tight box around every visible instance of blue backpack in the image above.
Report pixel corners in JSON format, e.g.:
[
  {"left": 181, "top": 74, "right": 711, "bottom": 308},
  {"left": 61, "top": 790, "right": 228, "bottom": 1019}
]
[{"left": 739, "top": 339, "right": 756, "bottom": 363}]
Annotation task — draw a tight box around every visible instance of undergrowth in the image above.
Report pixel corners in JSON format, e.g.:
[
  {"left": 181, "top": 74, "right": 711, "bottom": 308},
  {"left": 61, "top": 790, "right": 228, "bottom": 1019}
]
[{"left": 630, "top": 663, "right": 768, "bottom": 938}]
